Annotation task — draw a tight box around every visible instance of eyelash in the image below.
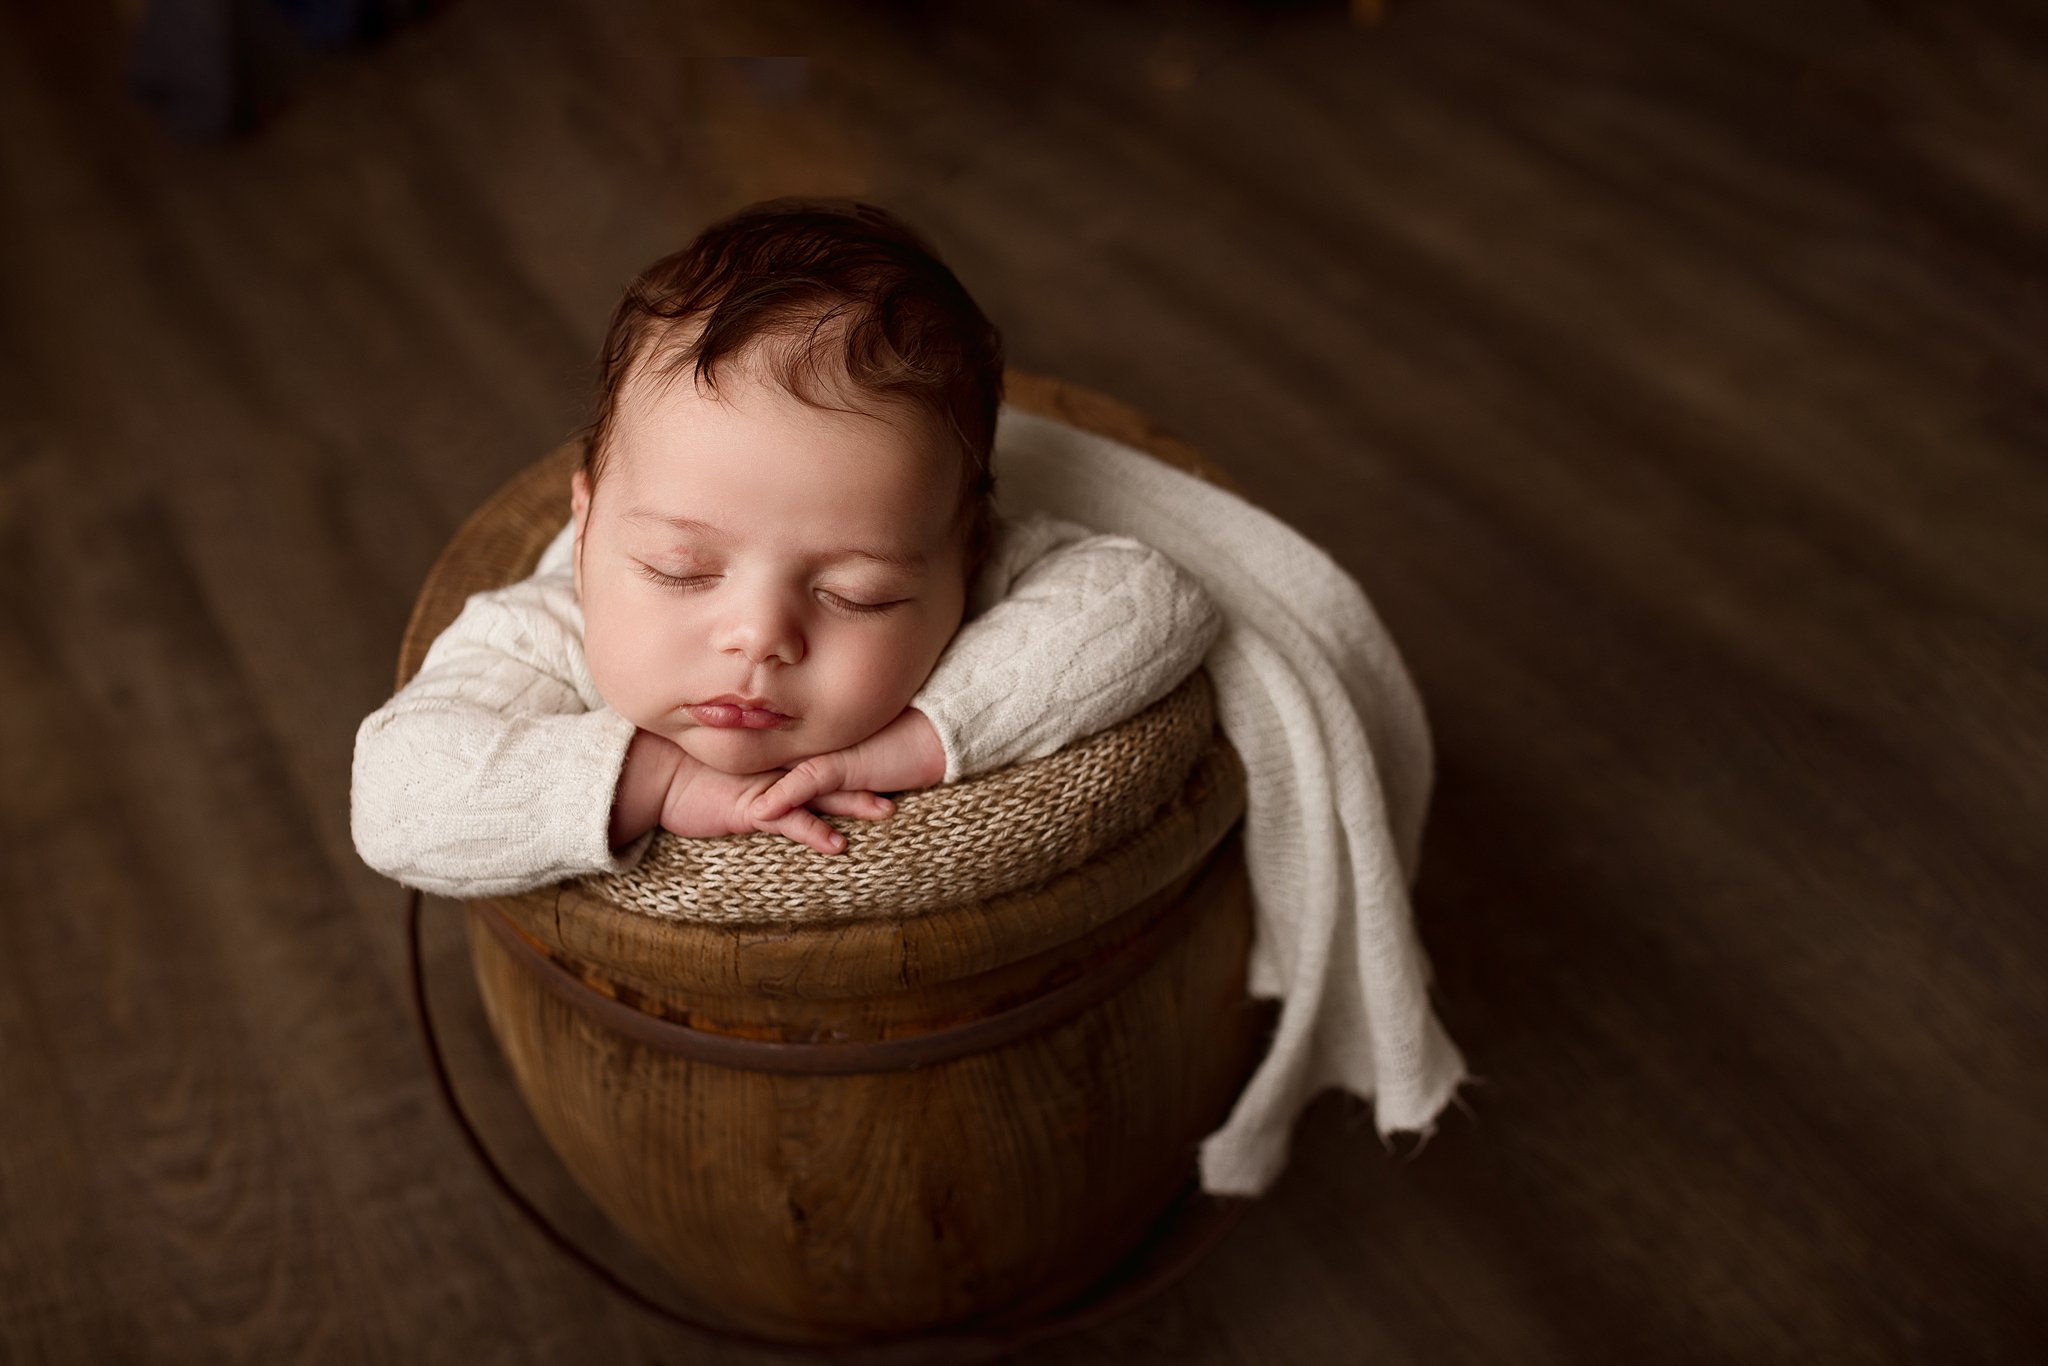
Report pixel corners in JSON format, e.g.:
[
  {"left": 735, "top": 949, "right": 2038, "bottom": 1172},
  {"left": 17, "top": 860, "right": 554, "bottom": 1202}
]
[
  {"left": 821, "top": 593, "right": 902, "bottom": 618},
  {"left": 633, "top": 563, "right": 903, "bottom": 616},
  {"left": 635, "top": 563, "right": 714, "bottom": 592}
]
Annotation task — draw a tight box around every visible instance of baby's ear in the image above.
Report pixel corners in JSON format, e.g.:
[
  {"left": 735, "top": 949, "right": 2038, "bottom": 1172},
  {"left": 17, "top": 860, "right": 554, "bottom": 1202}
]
[
  {"left": 570, "top": 467, "right": 592, "bottom": 535},
  {"left": 569, "top": 469, "right": 592, "bottom": 596}
]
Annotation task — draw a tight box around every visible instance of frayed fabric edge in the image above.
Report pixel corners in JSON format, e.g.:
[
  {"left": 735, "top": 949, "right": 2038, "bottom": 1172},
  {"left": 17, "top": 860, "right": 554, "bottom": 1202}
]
[{"left": 1196, "top": 1066, "right": 1478, "bottom": 1198}]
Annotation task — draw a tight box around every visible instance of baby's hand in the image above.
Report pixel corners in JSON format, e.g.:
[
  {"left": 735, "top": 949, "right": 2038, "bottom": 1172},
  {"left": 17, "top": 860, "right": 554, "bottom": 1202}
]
[
  {"left": 749, "top": 708, "right": 947, "bottom": 825},
  {"left": 661, "top": 756, "right": 893, "bottom": 856}
]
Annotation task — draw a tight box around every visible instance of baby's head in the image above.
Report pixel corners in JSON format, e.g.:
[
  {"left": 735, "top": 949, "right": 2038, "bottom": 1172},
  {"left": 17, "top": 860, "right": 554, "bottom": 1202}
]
[{"left": 570, "top": 199, "right": 1005, "bottom": 775}]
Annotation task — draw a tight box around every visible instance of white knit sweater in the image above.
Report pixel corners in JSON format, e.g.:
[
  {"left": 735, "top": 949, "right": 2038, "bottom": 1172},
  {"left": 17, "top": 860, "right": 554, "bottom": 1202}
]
[{"left": 351, "top": 511, "right": 1220, "bottom": 897}]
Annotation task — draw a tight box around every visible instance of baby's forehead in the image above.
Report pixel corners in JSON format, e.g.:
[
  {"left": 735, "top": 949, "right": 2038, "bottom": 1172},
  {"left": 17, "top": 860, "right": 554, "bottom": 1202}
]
[
  {"left": 600, "top": 379, "right": 967, "bottom": 557},
  {"left": 612, "top": 360, "right": 961, "bottom": 482}
]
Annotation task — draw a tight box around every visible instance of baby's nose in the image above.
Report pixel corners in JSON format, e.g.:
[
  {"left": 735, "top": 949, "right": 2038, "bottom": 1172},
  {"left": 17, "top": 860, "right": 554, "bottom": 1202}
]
[{"left": 716, "top": 595, "right": 804, "bottom": 666}]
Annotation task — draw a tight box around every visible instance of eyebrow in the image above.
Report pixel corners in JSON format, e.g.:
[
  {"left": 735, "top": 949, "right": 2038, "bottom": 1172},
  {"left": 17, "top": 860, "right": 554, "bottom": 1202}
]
[
  {"left": 621, "top": 508, "right": 928, "bottom": 572},
  {"left": 623, "top": 509, "right": 722, "bottom": 537}
]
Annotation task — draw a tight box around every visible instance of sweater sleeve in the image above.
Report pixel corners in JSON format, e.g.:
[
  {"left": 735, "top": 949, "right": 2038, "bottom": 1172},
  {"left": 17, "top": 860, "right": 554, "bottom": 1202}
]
[
  {"left": 350, "top": 565, "right": 647, "bottom": 898},
  {"left": 911, "top": 513, "right": 1221, "bottom": 780}
]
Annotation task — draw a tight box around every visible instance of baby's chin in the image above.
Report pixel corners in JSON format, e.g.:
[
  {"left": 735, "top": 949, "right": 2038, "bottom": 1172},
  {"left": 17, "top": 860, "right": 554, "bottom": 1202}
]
[{"left": 675, "top": 726, "right": 810, "bottom": 776}]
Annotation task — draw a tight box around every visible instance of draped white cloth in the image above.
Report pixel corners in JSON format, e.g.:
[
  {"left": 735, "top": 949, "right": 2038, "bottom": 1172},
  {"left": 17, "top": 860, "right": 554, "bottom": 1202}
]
[{"left": 994, "top": 407, "right": 1467, "bottom": 1197}]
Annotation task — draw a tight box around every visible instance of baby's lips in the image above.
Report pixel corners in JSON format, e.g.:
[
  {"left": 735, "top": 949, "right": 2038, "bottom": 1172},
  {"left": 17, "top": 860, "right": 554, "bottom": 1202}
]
[{"left": 686, "top": 701, "right": 794, "bottom": 730}]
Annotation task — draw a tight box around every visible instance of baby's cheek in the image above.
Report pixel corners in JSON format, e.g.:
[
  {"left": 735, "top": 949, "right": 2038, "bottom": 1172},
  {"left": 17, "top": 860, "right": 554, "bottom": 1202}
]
[
  {"left": 889, "top": 610, "right": 963, "bottom": 698},
  {"left": 582, "top": 621, "right": 662, "bottom": 729}
]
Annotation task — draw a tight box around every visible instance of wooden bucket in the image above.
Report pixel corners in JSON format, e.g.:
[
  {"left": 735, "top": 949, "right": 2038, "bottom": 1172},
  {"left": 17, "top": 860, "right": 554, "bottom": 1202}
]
[{"left": 397, "top": 373, "right": 1270, "bottom": 1345}]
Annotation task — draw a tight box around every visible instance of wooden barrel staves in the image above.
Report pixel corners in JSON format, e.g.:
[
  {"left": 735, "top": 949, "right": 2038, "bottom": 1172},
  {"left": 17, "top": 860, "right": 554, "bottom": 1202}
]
[{"left": 398, "top": 373, "right": 1272, "bottom": 1345}]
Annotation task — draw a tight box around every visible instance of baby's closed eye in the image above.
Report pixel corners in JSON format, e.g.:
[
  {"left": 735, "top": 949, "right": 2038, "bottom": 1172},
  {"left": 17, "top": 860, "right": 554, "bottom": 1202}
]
[
  {"left": 817, "top": 589, "right": 907, "bottom": 617},
  {"left": 634, "top": 562, "right": 719, "bottom": 591}
]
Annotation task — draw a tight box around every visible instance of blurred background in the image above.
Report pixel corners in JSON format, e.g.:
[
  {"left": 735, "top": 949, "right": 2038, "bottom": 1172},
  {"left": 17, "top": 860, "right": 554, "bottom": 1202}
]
[{"left": 3, "top": 0, "right": 2045, "bottom": 1361}]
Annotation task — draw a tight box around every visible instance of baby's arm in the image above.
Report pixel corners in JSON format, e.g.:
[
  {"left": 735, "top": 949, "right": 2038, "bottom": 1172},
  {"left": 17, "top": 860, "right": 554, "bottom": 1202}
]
[
  {"left": 911, "top": 513, "right": 1221, "bottom": 780},
  {"left": 350, "top": 573, "right": 642, "bottom": 897}
]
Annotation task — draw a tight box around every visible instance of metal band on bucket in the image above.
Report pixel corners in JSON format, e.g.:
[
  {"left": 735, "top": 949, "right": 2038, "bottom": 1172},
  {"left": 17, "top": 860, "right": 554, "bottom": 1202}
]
[{"left": 473, "top": 841, "right": 1235, "bottom": 1075}]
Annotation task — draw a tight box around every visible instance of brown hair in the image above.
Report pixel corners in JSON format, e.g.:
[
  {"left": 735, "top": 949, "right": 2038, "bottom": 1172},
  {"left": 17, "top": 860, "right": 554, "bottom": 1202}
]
[{"left": 582, "top": 198, "right": 1005, "bottom": 562}]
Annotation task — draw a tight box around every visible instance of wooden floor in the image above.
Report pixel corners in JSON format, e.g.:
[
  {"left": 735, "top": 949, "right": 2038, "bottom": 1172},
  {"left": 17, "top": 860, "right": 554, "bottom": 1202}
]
[{"left": 4, "top": 0, "right": 2045, "bottom": 1361}]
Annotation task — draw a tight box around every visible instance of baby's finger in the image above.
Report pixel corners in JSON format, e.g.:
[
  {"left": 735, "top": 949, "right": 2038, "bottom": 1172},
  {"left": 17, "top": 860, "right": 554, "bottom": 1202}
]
[
  {"left": 764, "top": 806, "right": 846, "bottom": 856},
  {"left": 810, "top": 790, "right": 894, "bottom": 821},
  {"left": 749, "top": 766, "right": 826, "bottom": 822}
]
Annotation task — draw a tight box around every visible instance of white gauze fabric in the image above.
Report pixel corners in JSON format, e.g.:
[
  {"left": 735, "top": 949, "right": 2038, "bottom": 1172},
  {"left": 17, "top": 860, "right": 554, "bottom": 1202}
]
[{"left": 993, "top": 407, "right": 1467, "bottom": 1197}]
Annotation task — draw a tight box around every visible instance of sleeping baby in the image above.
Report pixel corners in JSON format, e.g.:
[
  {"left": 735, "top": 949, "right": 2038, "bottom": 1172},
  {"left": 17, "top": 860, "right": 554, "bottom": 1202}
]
[{"left": 351, "top": 198, "right": 1219, "bottom": 895}]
